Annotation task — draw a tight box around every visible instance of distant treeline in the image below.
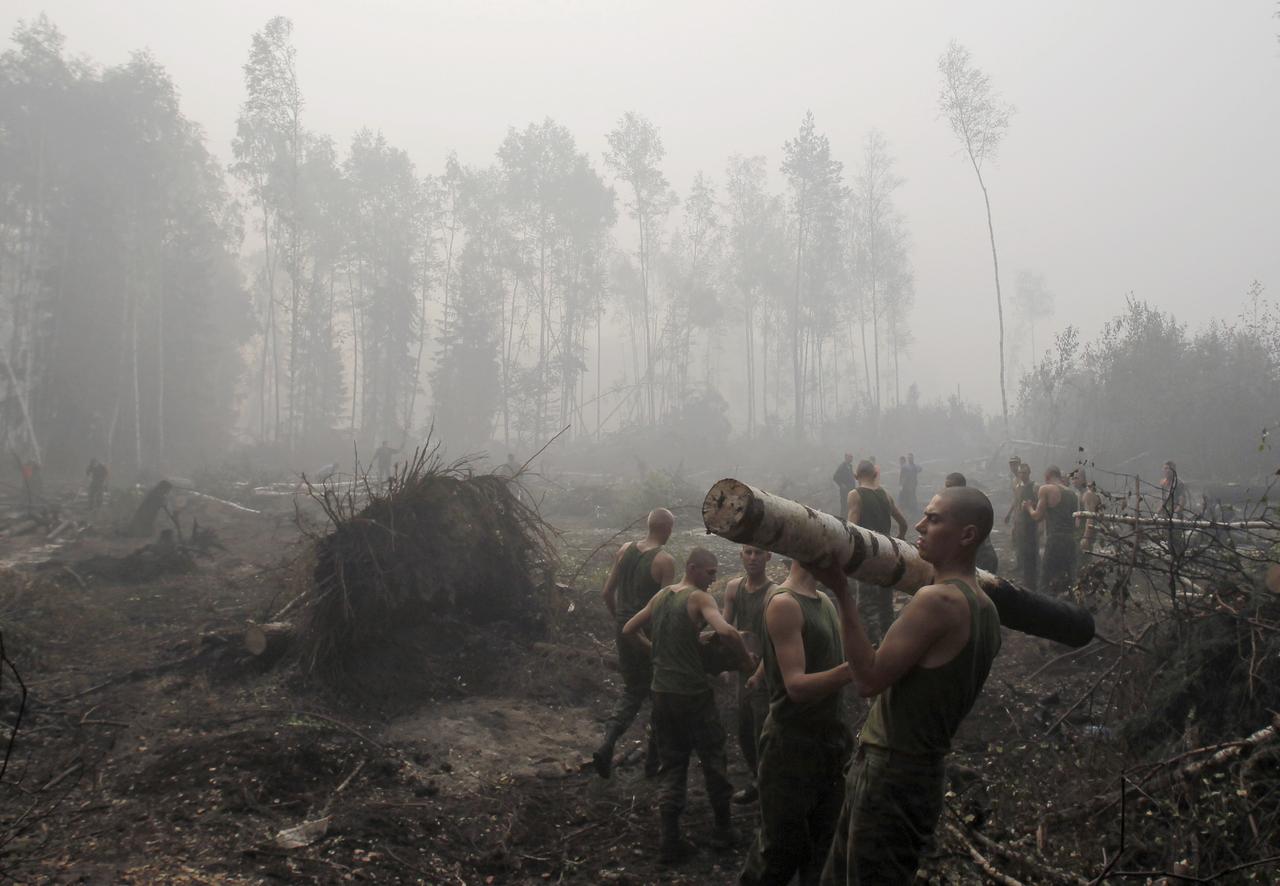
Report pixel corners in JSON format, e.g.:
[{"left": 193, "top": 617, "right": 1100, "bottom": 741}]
[{"left": 0, "top": 16, "right": 1274, "bottom": 482}]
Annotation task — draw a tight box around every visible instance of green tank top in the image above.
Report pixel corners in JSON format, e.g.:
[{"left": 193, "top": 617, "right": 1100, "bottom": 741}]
[
  {"left": 860, "top": 579, "right": 1001, "bottom": 756},
  {"left": 856, "top": 486, "right": 892, "bottom": 534},
  {"left": 1013, "top": 480, "right": 1037, "bottom": 531},
  {"left": 1046, "top": 487, "right": 1078, "bottom": 538},
  {"left": 650, "top": 587, "right": 710, "bottom": 695},
  {"left": 615, "top": 544, "right": 662, "bottom": 622},
  {"left": 731, "top": 577, "right": 775, "bottom": 645},
  {"left": 761, "top": 588, "right": 847, "bottom": 740}
]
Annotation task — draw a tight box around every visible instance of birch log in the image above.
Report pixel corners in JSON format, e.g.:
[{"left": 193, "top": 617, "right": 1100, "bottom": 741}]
[
  {"left": 1074, "top": 512, "right": 1275, "bottom": 532},
  {"left": 702, "top": 478, "right": 1094, "bottom": 647},
  {"left": 244, "top": 621, "right": 295, "bottom": 658}
]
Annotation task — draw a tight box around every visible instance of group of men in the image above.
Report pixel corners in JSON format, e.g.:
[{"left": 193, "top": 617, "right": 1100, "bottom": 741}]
[
  {"left": 1004, "top": 457, "right": 1102, "bottom": 595},
  {"left": 832, "top": 452, "right": 922, "bottom": 523},
  {"left": 591, "top": 473, "right": 1003, "bottom": 884}
]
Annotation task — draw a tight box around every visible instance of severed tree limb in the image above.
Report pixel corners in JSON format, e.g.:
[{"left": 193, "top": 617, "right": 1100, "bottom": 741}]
[
  {"left": 961, "top": 823, "right": 1087, "bottom": 886},
  {"left": 1044, "top": 716, "right": 1280, "bottom": 825},
  {"left": 945, "top": 821, "right": 1026, "bottom": 886},
  {"left": 1076, "top": 512, "right": 1276, "bottom": 531}
]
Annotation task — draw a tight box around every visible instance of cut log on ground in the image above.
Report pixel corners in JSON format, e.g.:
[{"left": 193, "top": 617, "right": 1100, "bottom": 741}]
[
  {"left": 1075, "top": 512, "right": 1276, "bottom": 531},
  {"left": 244, "top": 621, "right": 296, "bottom": 658},
  {"left": 702, "top": 478, "right": 1095, "bottom": 647}
]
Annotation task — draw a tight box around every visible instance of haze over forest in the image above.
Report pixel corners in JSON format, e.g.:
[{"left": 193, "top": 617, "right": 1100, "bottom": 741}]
[{"left": 2, "top": 1, "right": 1278, "bottom": 483}]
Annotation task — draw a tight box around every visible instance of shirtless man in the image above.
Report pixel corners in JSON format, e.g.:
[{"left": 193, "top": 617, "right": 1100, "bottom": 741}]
[
  {"left": 847, "top": 460, "right": 909, "bottom": 643},
  {"left": 1025, "top": 465, "right": 1079, "bottom": 595},
  {"left": 816, "top": 487, "right": 1003, "bottom": 884},
  {"left": 722, "top": 545, "right": 776, "bottom": 804},
  {"left": 739, "top": 560, "right": 852, "bottom": 885},
  {"left": 624, "top": 548, "right": 754, "bottom": 862},
  {"left": 592, "top": 508, "right": 677, "bottom": 778}
]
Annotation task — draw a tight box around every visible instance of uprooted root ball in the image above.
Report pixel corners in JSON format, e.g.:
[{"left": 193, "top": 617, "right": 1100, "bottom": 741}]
[{"left": 296, "top": 445, "right": 559, "bottom": 701}]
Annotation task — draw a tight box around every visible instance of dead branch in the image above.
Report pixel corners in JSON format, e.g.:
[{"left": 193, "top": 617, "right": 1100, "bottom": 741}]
[
  {"left": 945, "top": 822, "right": 1026, "bottom": 886},
  {"left": 1077, "top": 512, "right": 1276, "bottom": 531}
]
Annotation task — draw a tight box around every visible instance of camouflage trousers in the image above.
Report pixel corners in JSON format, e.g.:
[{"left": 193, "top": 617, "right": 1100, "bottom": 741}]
[
  {"left": 736, "top": 678, "right": 770, "bottom": 777},
  {"left": 856, "top": 584, "right": 895, "bottom": 645},
  {"left": 739, "top": 727, "right": 852, "bottom": 886},
  {"left": 820, "top": 744, "right": 945, "bottom": 886},
  {"left": 1040, "top": 533, "right": 1078, "bottom": 597},
  {"left": 651, "top": 690, "right": 733, "bottom": 822},
  {"left": 600, "top": 621, "right": 652, "bottom": 745}
]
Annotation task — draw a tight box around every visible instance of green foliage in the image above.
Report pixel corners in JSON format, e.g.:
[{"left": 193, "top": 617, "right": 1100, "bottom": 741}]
[{"left": 1016, "top": 294, "right": 1280, "bottom": 480}]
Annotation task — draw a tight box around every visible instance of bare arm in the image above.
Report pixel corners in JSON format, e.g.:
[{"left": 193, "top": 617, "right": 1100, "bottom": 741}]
[
  {"left": 622, "top": 587, "right": 665, "bottom": 653},
  {"left": 812, "top": 565, "right": 950, "bottom": 698},
  {"left": 600, "top": 543, "right": 629, "bottom": 618},
  {"left": 722, "top": 577, "right": 742, "bottom": 626},
  {"left": 693, "top": 591, "right": 753, "bottom": 673},
  {"left": 765, "top": 593, "right": 853, "bottom": 703},
  {"left": 846, "top": 488, "right": 861, "bottom": 524},
  {"left": 888, "top": 495, "right": 908, "bottom": 539},
  {"left": 1026, "top": 485, "right": 1050, "bottom": 522},
  {"left": 1004, "top": 493, "right": 1021, "bottom": 524}
]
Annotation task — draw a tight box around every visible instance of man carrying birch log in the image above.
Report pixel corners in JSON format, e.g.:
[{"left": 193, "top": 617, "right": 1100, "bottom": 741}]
[
  {"left": 721, "top": 544, "right": 776, "bottom": 805},
  {"left": 622, "top": 548, "right": 755, "bottom": 863},
  {"left": 739, "top": 559, "right": 853, "bottom": 886},
  {"left": 591, "top": 508, "right": 676, "bottom": 778},
  {"left": 846, "top": 459, "right": 909, "bottom": 643},
  {"left": 816, "top": 485, "right": 1003, "bottom": 885}
]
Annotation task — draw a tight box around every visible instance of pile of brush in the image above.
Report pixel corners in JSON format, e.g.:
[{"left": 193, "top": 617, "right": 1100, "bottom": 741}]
[{"left": 292, "top": 443, "right": 559, "bottom": 697}]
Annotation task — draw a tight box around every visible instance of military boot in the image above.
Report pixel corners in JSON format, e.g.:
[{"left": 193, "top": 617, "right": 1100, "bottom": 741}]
[
  {"left": 709, "top": 806, "right": 737, "bottom": 850},
  {"left": 658, "top": 811, "right": 694, "bottom": 864}
]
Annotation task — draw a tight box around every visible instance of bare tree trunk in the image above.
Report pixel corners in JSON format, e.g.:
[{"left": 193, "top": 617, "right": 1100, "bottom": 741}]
[
  {"left": 406, "top": 229, "right": 432, "bottom": 432},
  {"left": 636, "top": 203, "right": 655, "bottom": 425},
  {"left": 791, "top": 211, "right": 805, "bottom": 437},
  {"left": 155, "top": 251, "right": 164, "bottom": 463},
  {"left": 596, "top": 299, "right": 602, "bottom": 441},
  {"left": 130, "top": 266, "right": 142, "bottom": 474},
  {"left": 744, "top": 294, "right": 755, "bottom": 437},
  {"left": 971, "top": 163, "right": 1009, "bottom": 435},
  {"left": 348, "top": 264, "right": 360, "bottom": 432}
]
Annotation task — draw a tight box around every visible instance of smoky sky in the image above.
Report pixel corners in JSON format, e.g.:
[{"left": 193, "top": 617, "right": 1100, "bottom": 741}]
[{"left": 6, "top": 0, "right": 1278, "bottom": 411}]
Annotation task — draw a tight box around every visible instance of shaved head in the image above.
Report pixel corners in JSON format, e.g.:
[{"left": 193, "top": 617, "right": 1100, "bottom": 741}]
[
  {"left": 938, "top": 487, "right": 994, "bottom": 547},
  {"left": 686, "top": 547, "right": 717, "bottom": 570},
  {"left": 855, "top": 459, "right": 877, "bottom": 480},
  {"left": 944, "top": 472, "right": 967, "bottom": 488},
  {"left": 684, "top": 547, "right": 718, "bottom": 589},
  {"left": 647, "top": 508, "right": 675, "bottom": 542}
]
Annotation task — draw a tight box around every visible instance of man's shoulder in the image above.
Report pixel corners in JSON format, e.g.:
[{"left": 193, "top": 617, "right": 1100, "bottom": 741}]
[
  {"left": 764, "top": 587, "right": 803, "bottom": 619},
  {"left": 909, "top": 581, "right": 970, "bottom": 615}
]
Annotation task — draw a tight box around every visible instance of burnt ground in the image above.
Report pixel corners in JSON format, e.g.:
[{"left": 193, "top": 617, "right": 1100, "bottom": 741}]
[{"left": 0, "top": 485, "right": 1242, "bottom": 884}]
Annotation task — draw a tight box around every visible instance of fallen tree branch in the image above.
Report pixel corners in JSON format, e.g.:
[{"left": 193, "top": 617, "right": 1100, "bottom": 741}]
[
  {"left": 1077, "top": 512, "right": 1276, "bottom": 531},
  {"left": 961, "top": 823, "right": 1087, "bottom": 885},
  {"left": 1044, "top": 716, "right": 1280, "bottom": 824},
  {"left": 945, "top": 822, "right": 1026, "bottom": 886}
]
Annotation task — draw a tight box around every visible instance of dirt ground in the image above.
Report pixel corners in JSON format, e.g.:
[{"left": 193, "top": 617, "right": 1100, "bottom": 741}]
[{"left": 0, "top": 483, "right": 1167, "bottom": 883}]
